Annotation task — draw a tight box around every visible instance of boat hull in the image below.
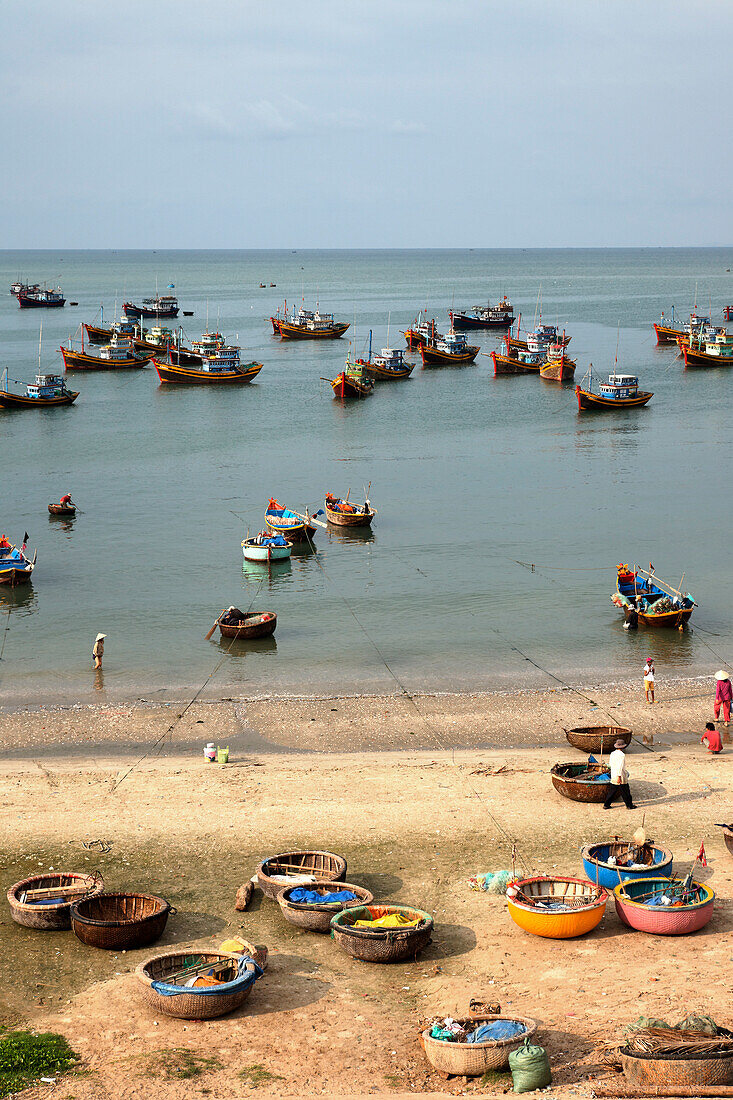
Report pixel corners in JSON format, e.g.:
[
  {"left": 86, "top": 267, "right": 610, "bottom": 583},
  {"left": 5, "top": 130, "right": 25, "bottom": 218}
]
[
  {"left": 403, "top": 329, "right": 430, "bottom": 349},
  {"left": 682, "top": 345, "right": 733, "bottom": 368},
  {"left": 367, "top": 363, "right": 413, "bottom": 380},
  {"left": 325, "top": 503, "right": 374, "bottom": 527},
  {"left": 48, "top": 504, "right": 76, "bottom": 516},
  {"left": 153, "top": 360, "right": 263, "bottom": 384},
  {"left": 242, "top": 542, "right": 291, "bottom": 562},
  {"left": 581, "top": 843, "right": 673, "bottom": 889},
  {"left": 576, "top": 386, "right": 653, "bottom": 410},
  {"left": 17, "top": 292, "right": 65, "bottom": 308},
  {"left": 653, "top": 322, "right": 684, "bottom": 346},
  {"left": 123, "top": 302, "right": 178, "bottom": 318},
  {"left": 0, "top": 389, "right": 78, "bottom": 408},
  {"left": 0, "top": 567, "right": 33, "bottom": 586},
  {"left": 491, "top": 351, "right": 538, "bottom": 375},
  {"left": 331, "top": 373, "right": 373, "bottom": 398},
  {"left": 613, "top": 878, "right": 714, "bottom": 934},
  {"left": 507, "top": 877, "right": 607, "bottom": 939},
  {"left": 420, "top": 343, "right": 479, "bottom": 366},
  {"left": 540, "top": 356, "right": 576, "bottom": 381},
  {"left": 551, "top": 762, "right": 612, "bottom": 804},
  {"left": 219, "top": 613, "right": 277, "bottom": 640},
  {"left": 565, "top": 726, "right": 631, "bottom": 754},
  {"left": 83, "top": 323, "right": 112, "bottom": 345},
  {"left": 450, "top": 312, "right": 514, "bottom": 330},
  {"left": 278, "top": 321, "right": 349, "bottom": 340},
  {"left": 265, "top": 510, "right": 316, "bottom": 543},
  {"left": 60, "top": 347, "right": 149, "bottom": 371},
  {"left": 168, "top": 346, "right": 204, "bottom": 367}
]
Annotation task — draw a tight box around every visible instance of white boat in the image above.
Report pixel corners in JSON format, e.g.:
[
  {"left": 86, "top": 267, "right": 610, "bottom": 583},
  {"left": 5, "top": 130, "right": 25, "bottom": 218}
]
[{"left": 241, "top": 532, "right": 292, "bottom": 563}]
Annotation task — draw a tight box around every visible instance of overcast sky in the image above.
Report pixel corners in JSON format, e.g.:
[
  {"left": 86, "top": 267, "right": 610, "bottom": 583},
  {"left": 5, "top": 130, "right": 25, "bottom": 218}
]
[{"left": 1, "top": 1, "right": 730, "bottom": 248}]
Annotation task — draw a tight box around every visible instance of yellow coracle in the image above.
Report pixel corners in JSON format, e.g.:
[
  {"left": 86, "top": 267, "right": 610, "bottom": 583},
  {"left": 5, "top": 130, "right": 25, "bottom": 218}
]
[{"left": 507, "top": 876, "right": 608, "bottom": 939}]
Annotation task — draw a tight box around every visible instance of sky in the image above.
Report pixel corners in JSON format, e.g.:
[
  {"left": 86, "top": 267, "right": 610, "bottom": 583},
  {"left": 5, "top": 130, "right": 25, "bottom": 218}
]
[{"left": 1, "top": 0, "right": 731, "bottom": 248}]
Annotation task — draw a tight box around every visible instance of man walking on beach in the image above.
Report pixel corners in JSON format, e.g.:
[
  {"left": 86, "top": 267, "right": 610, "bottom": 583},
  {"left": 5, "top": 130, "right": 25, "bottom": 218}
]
[{"left": 603, "top": 738, "right": 636, "bottom": 810}]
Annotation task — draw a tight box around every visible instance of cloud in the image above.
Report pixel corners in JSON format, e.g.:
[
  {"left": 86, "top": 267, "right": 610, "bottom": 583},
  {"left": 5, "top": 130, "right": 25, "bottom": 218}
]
[{"left": 390, "top": 120, "right": 428, "bottom": 135}]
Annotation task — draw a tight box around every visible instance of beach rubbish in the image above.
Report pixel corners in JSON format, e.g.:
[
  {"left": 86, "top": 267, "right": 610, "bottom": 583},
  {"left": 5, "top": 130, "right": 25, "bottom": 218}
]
[
  {"left": 509, "top": 1037, "right": 552, "bottom": 1092},
  {"left": 468, "top": 1020, "right": 526, "bottom": 1043},
  {"left": 217, "top": 746, "right": 229, "bottom": 764},
  {"left": 469, "top": 870, "right": 513, "bottom": 894},
  {"left": 204, "top": 743, "right": 216, "bottom": 762},
  {"left": 235, "top": 881, "right": 254, "bottom": 911}
]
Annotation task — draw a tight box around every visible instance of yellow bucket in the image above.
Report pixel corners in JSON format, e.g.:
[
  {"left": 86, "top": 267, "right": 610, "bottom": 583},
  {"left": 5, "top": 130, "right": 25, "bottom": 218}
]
[{"left": 217, "top": 746, "right": 229, "bottom": 764}]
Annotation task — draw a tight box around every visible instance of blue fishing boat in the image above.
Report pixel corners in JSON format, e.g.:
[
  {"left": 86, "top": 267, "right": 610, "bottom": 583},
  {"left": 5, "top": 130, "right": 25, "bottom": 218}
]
[
  {"left": 613, "top": 564, "right": 695, "bottom": 628},
  {"left": 0, "top": 538, "right": 36, "bottom": 587},
  {"left": 581, "top": 840, "right": 673, "bottom": 890},
  {"left": 264, "top": 499, "right": 317, "bottom": 543}
]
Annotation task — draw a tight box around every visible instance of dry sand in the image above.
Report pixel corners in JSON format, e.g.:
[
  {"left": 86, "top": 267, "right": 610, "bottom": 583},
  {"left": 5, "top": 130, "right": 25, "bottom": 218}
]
[{"left": 0, "top": 680, "right": 730, "bottom": 1098}]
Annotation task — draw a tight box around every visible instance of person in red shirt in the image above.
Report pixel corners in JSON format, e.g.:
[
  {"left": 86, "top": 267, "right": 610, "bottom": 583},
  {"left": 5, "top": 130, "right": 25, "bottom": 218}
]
[
  {"left": 60, "top": 493, "right": 73, "bottom": 506},
  {"left": 702, "top": 722, "right": 723, "bottom": 754},
  {"left": 714, "top": 671, "right": 732, "bottom": 726}
]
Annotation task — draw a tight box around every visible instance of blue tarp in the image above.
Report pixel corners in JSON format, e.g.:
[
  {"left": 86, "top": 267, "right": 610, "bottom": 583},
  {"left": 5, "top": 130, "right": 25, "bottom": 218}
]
[
  {"left": 288, "top": 888, "right": 357, "bottom": 905},
  {"left": 151, "top": 955, "right": 262, "bottom": 997},
  {"left": 468, "top": 1020, "right": 527, "bottom": 1044}
]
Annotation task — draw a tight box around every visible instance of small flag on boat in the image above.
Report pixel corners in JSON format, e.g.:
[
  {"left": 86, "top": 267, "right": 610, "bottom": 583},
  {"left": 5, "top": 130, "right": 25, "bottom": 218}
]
[
  {"left": 167, "top": 284, "right": 175, "bottom": 289},
  {"left": 22, "top": 532, "right": 29, "bottom": 551},
  {"left": 697, "top": 840, "right": 707, "bottom": 867}
]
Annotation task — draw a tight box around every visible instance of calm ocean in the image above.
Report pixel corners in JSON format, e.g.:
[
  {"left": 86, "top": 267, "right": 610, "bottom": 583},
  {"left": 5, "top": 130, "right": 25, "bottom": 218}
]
[{"left": 1, "top": 248, "right": 732, "bottom": 706}]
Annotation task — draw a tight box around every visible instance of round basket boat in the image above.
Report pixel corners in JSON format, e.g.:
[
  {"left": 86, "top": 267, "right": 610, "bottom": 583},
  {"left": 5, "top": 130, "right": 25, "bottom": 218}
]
[
  {"left": 7, "top": 871, "right": 104, "bottom": 931},
  {"left": 551, "top": 762, "right": 613, "bottom": 804},
  {"left": 565, "top": 725, "right": 631, "bottom": 754},
  {"left": 723, "top": 826, "right": 733, "bottom": 858},
  {"left": 330, "top": 904, "right": 433, "bottom": 963},
  {"left": 581, "top": 841, "right": 673, "bottom": 889},
  {"left": 621, "top": 1048, "right": 733, "bottom": 1087},
  {"left": 48, "top": 503, "right": 76, "bottom": 516},
  {"left": 257, "top": 850, "right": 347, "bottom": 900},
  {"left": 613, "top": 877, "right": 714, "bottom": 935},
  {"left": 70, "top": 892, "right": 171, "bottom": 950},
  {"left": 421, "top": 1015, "right": 537, "bottom": 1076},
  {"left": 135, "top": 951, "right": 259, "bottom": 1019},
  {"left": 277, "top": 882, "right": 373, "bottom": 933},
  {"left": 507, "top": 876, "right": 608, "bottom": 939}
]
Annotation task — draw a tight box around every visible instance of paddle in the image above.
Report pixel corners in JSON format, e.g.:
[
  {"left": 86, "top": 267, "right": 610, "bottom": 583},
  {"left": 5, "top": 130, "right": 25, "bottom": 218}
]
[{"left": 205, "top": 610, "right": 226, "bottom": 641}]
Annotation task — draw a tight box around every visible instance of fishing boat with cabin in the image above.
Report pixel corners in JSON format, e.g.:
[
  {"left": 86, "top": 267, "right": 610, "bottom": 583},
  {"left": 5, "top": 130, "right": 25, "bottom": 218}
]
[
  {"left": 368, "top": 347, "right": 413, "bottom": 379},
  {"left": 506, "top": 876, "right": 608, "bottom": 939},
  {"left": 0, "top": 369, "right": 78, "bottom": 409},
  {"left": 506, "top": 319, "right": 571, "bottom": 356},
  {"left": 154, "top": 339, "right": 262, "bottom": 384},
  {"left": 15, "top": 284, "right": 65, "bottom": 308},
  {"left": 329, "top": 352, "right": 375, "bottom": 398},
  {"left": 420, "top": 329, "right": 479, "bottom": 366},
  {"left": 653, "top": 307, "right": 723, "bottom": 347},
  {"left": 449, "top": 295, "right": 514, "bottom": 330},
  {"left": 682, "top": 331, "right": 733, "bottom": 368},
  {"left": 402, "top": 313, "right": 439, "bottom": 350},
  {"left": 271, "top": 301, "right": 349, "bottom": 339},
  {"left": 241, "top": 532, "right": 292, "bottom": 563},
  {"left": 612, "top": 563, "right": 695, "bottom": 628},
  {"left": 324, "top": 491, "right": 375, "bottom": 528},
  {"left": 264, "top": 500, "right": 317, "bottom": 543},
  {"left": 123, "top": 294, "right": 179, "bottom": 319},
  {"left": 539, "top": 336, "right": 576, "bottom": 381},
  {"left": 581, "top": 839, "right": 673, "bottom": 889},
  {"left": 490, "top": 337, "right": 543, "bottom": 375},
  {"left": 168, "top": 331, "right": 224, "bottom": 367},
  {"left": 0, "top": 537, "right": 36, "bottom": 586},
  {"left": 60, "top": 332, "right": 150, "bottom": 371},
  {"left": 575, "top": 368, "right": 652, "bottom": 411}
]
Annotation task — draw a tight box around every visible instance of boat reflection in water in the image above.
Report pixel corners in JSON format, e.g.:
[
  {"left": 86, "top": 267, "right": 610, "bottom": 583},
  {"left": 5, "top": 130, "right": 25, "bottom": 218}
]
[
  {"left": 327, "top": 526, "right": 375, "bottom": 545},
  {"left": 242, "top": 558, "right": 292, "bottom": 586},
  {"left": 0, "top": 583, "right": 38, "bottom": 614},
  {"left": 213, "top": 635, "right": 278, "bottom": 658}
]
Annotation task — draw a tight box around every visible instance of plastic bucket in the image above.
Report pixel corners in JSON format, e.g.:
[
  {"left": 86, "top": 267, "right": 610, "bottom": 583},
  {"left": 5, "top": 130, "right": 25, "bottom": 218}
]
[{"left": 217, "top": 746, "right": 229, "bottom": 764}]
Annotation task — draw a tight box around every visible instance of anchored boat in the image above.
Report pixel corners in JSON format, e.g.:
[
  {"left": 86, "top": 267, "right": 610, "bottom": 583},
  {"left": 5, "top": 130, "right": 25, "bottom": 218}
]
[
  {"left": 682, "top": 331, "right": 733, "bottom": 368},
  {"left": 217, "top": 607, "right": 277, "bottom": 639},
  {"left": 402, "top": 313, "right": 439, "bottom": 349},
  {"left": 420, "top": 329, "right": 479, "bottom": 366},
  {"left": 329, "top": 353, "right": 375, "bottom": 398},
  {"left": 612, "top": 563, "right": 695, "bottom": 628},
  {"left": 0, "top": 537, "right": 36, "bottom": 586},
  {"left": 0, "top": 370, "right": 78, "bottom": 409},
  {"left": 324, "top": 492, "right": 375, "bottom": 527},
  {"left": 15, "top": 285, "right": 65, "bottom": 308},
  {"left": 154, "top": 337, "right": 262, "bottom": 384},
  {"left": 123, "top": 295, "right": 179, "bottom": 318},
  {"left": 449, "top": 295, "right": 514, "bottom": 329},
  {"left": 575, "top": 369, "right": 652, "bottom": 411},
  {"left": 265, "top": 499, "right": 317, "bottom": 543},
  {"left": 539, "top": 337, "right": 576, "bottom": 381},
  {"left": 271, "top": 301, "right": 349, "bottom": 339},
  {"left": 61, "top": 333, "right": 150, "bottom": 371},
  {"left": 241, "top": 532, "right": 292, "bottom": 563}
]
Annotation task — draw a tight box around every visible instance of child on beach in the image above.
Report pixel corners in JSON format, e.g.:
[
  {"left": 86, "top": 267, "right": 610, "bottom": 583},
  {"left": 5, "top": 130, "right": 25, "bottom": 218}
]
[
  {"left": 702, "top": 722, "right": 723, "bottom": 754},
  {"left": 643, "top": 658, "right": 655, "bottom": 704}
]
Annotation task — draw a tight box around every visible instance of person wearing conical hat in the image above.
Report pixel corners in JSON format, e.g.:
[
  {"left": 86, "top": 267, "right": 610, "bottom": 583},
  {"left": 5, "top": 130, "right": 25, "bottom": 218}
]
[
  {"left": 92, "top": 633, "right": 106, "bottom": 670},
  {"left": 603, "top": 738, "right": 637, "bottom": 811},
  {"left": 714, "top": 671, "right": 731, "bottom": 727}
]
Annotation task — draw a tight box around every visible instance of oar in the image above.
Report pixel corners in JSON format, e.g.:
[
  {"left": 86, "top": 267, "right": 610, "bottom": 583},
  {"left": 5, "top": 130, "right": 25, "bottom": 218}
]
[
  {"left": 290, "top": 508, "right": 328, "bottom": 531},
  {"left": 205, "top": 610, "right": 226, "bottom": 641}
]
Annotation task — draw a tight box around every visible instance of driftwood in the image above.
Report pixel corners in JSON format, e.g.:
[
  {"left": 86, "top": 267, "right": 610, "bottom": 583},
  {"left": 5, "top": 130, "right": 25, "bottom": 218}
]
[
  {"left": 590, "top": 1087, "right": 733, "bottom": 1097},
  {"left": 235, "top": 881, "right": 255, "bottom": 911}
]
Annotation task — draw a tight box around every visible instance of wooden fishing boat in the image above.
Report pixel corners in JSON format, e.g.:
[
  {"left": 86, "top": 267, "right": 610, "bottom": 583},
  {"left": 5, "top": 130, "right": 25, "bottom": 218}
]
[
  {"left": 241, "top": 532, "right": 291, "bottom": 562},
  {"left": 265, "top": 500, "right": 317, "bottom": 543},
  {"left": 324, "top": 493, "right": 375, "bottom": 527},
  {"left": 402, "top": 314, "right": 439, "bottom": 349},
  {"left": 613, "top": 877, "right": 715, "bottom": 934},
  {"left": 123, "top": 295, "right": 179, "bottom": 318},
  {"left": 70, "top": 891, "right": 171, "bottom": 949},
  {"left": 449, "top": 296, "right": 514, "bottom": 330},
  {"left": 551, "top": 761, "right": 613, "bottom": 804},
  {"left": 273, "top": 302, "right": 348, "bottom": 339},
  {"left": 154, "top": 357, "right": 262, "bottom": 384},
  {"left": 367, "top": 345, "right": 413, "bottom": 380},
  {"left": 83, "top": 322, "right": 113, "bottom": 345},
  {"left": 48, "top": 502, "right": 76, "bottom": 516},
  {"left": 330, "top": 904, "right": 433, "bottom": 962},
  {"left": 565, "top": 725, "right": 631, "bottom": 754},
  {"left": 257, "top": 850, "right": 347, "bottom": 899},
  {"left": 581, "top": 841, "right": 673, "bottom": 889},
  {"left": 136, "top": 951, "right": 260, "bottom": 1019},
  {"left": 16, "top": 285, "right": 65, "bottom": 308},
  {"left": 682, "top": 334, "right": 733, "bottom": 368},
  {"left": 0, "top": 370, "right": 78, "bottom": 409},
  {"left": 653, "top": 321, "right": 686, "bottom": 346},
  {"left": 420, "top": 331, "right": 479, "bottom": 366},
  {"left": 613, "top": 563, "right": 695, "bottom": 627},
  {"left": 575, "top": 369, "right": 652, "bottom": 411},
  {"left": 490, "top": 349, "right": 538, "bottom": 375},
  {"left": 218, "top": 610, "right": 277, "bottom": 639},
  {"left": 277, "top": 882, "right": 374, "bottom": 933},
  {"left": 60, "top": 340, "right": 150, "bottom": 371},
  {"left": 539, "top": 339, "right": 576, "bottom": 381},
  {"left": 0, "top": 540, "right": 36, "bottom": 586},
  {"left": 506, "top": 876, "right": 608, "bottom": 938},
  {"left": 330, "top": 355, "right": 375, "bottom": 398},
  {"left": 421, "top": 1015, "right": 537, "bottom": 1077},
  {"left": 7, "top": 871, "right": 104, "bottom": 930},
  {"left": 654, "top": 309, "right": 721, "bottom": 348},
  {"left": 506, "top": 326, "right": 571, "bottom": 355}
]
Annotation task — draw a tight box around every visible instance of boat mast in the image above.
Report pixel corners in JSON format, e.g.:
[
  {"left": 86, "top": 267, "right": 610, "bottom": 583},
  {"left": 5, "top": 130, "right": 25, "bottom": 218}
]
[{"left": 38, "top": 323, "right": 42, "bottom": 374}]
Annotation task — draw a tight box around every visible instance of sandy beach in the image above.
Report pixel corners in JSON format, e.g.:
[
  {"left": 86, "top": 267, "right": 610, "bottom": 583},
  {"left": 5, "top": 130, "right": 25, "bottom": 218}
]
[{"left": 0, "top": 678, "right": 730, "bottom": 1098}]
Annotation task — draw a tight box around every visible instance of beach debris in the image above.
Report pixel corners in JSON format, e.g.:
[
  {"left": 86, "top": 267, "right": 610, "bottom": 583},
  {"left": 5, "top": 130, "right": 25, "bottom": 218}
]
[
  {"left": 469, "top": 998, "right": 501, "bottom": 1015},
  {"left": 235, "top": 881, "right": 255, "bottom": 911},
  {"left": 218, "top": 936, "right": 268, "bottom": 971},
  {"left": 509, "top": 1037, "right": 552, "bottom": 1093},
  {"left": 82, "top": 839, "right": 112, "bottom": 853},
  {"left": 469, "top": 870, "right": 513, "bottom": 894}
]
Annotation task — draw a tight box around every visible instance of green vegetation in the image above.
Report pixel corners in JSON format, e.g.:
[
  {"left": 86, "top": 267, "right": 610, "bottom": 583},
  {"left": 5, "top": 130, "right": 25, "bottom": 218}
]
[
  {"left": 239, "top": 1063, "right": 284, "bottom": 1088},
  {"left": 0, "top": 1029, "right": 79, "bottom": 1097},
  {"left": 147, "top": 1048, "right": 222, "bottom": 1080}
]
